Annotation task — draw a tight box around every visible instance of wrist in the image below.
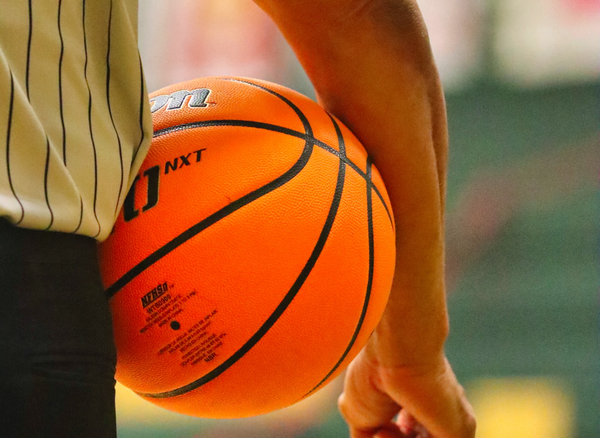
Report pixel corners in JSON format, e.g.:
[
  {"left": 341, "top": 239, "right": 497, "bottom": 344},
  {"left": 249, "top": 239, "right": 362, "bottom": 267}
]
[{"left": 366, "top": 303, "right": 449, "bottom": 369}]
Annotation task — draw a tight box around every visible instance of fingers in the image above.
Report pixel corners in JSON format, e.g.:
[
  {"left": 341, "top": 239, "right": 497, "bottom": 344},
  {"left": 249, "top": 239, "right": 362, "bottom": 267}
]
[
  {"left": 339, "top": 351, "right": 431, "bottom": 438},
  {"left": 341, "top": 352, "right": 476, "bottom": 438},
  {"left": 345, "top": 414, "right": 431, "bottom": 438},
  {"left": 377, "top": 358, "right": 477, "bottom": 438},
  {"left": 338, "top": 352, "right": 400, "bottom": 434},
  {"left": 339, "top": 351, "right": 435, "bottom": 438},
  {"left": 397, "top": 410, "right": 418, "bottom": 436},
  {"left": 346, "top": 423, "right": 407, "bottom": 438}
]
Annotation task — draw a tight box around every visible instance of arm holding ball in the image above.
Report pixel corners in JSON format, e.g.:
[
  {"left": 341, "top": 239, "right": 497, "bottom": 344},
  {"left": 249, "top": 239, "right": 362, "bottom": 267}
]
[{"left": 252, "top": 1, "right": 476, "bottom": 437}]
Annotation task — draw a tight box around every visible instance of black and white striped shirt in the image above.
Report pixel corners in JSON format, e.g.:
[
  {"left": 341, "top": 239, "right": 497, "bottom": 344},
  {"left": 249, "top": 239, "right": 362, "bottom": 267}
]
[{"left": 0, "top": 0, "right": 152, "bottom": 241}]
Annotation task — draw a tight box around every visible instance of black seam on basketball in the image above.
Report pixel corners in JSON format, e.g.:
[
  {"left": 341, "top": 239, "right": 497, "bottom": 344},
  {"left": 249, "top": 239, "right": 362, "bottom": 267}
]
[
  {"left": 222, "top": 78, "right": 394, "bottom": 228},
  {"left": 303, "top": 122, "right": 376, "bottom": 398},
  {"left": 154, "top": 76, "right": 393, "bottom": 225},
  {"left": 138, "top": 89, "right": 347, "bottom": 400},
  {"left": 104, "top": 143, "right": 312, "bottom": 299},
  {"left": 140, "top": 160, "right": 346, "bottom": 398},
  {"left": 108, "top": 79, "right": 384, "bottom": 400},
  {"left": 105, "top": 90, "right": 314, "bottom": 300},
  {"left": 221, "top": 77, "right": 308, "bottom": 124},
  {"left": 155, "top": 119, "right": 393, "bottom": 227}
]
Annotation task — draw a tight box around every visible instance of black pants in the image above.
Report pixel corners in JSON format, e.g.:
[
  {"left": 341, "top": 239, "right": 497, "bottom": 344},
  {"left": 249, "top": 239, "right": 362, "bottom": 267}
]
[{"left": 0, "top": 219, "right": 117, "bottom": 438}]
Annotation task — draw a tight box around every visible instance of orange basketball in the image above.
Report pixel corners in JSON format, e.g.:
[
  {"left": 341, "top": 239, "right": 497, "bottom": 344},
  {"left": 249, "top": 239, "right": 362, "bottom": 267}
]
[{"left": 98, "top": 77, "right": 396, "bottom": 418}]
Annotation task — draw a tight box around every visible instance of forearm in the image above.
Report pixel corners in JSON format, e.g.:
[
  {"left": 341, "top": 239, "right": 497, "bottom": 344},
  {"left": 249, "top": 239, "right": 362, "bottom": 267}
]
[{"left": 255, "top": 0, "right": 450, "bottom": 366}]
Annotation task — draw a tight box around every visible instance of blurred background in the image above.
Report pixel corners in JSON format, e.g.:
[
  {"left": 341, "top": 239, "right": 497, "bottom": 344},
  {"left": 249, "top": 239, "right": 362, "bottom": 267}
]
[{"left": 121, "top": 0, "right": 600, "bottom": 436}]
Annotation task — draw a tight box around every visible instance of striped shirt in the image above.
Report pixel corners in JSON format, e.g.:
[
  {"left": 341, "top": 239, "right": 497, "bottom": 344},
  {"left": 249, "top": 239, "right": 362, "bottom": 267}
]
[{"left": 0, "top": 0, "right": 152, "bottom": 241}]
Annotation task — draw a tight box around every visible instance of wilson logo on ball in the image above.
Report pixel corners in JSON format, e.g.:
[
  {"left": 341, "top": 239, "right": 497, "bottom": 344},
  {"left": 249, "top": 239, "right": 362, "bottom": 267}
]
[{"left": 150, "top": 88, "right": 211, "bottom": 113}]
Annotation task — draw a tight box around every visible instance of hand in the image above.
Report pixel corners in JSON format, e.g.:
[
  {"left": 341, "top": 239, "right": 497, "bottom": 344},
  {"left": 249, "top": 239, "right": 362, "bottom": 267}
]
[{"left": 339, "top": 346, "right": 476, "bottom": 438}]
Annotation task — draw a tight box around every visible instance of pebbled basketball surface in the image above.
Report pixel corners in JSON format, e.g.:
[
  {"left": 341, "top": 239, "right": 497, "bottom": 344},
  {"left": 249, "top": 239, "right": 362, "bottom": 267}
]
[{"left": 98, "top": 77, "right": 396, "bottom": 418}]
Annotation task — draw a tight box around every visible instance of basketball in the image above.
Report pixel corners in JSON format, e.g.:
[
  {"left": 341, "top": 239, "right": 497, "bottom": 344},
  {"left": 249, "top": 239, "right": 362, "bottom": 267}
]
[{"left": 97, "top": 77, "right": 396, "bottom": 418}]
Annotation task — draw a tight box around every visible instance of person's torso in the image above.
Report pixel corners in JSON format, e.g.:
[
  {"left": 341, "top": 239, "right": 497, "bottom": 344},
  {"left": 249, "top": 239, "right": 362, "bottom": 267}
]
[{"left": 0, "top": 0, "right": 152, "bottom": 240}]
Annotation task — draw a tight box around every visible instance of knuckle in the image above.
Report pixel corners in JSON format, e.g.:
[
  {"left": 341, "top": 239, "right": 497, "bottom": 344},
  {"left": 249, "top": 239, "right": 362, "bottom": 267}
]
[{"left": 337, "top": 392, "right": 353, "bottom": 420}]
